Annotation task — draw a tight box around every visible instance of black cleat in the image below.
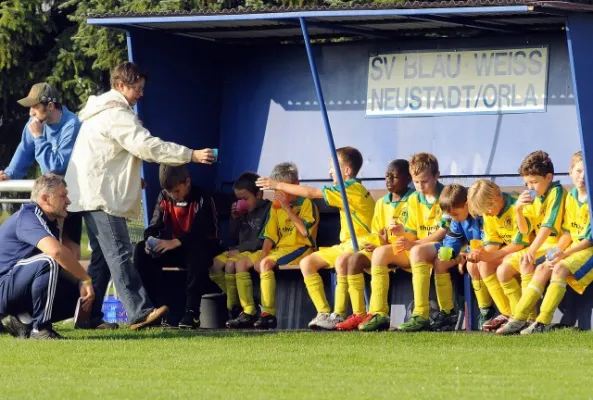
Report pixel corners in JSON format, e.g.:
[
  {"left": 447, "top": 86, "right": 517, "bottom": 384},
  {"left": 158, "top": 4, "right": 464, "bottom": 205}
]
[
  {"left": 228, "top": 306, "right": 242, "bottom": 321},
  {"left": 2, "top": 315, "right": 31, "bottom": 339},
  {"left": 226, "top": 312, "right": 257, "bottom": 329},
  {"left": 178, "top": 310, "right": 200, "bottom": 330},
  {"left": 30, "top": 326, "right": 64, "bottom": 340},
  {"left": 75, "top": 316, "right": 119, "bottom": 330},
  {"left": 253, "top": 313, "right": 277, "bottom": 330},
  {"left": 430, "top": 310, "right": 457, "bottom": 331}
]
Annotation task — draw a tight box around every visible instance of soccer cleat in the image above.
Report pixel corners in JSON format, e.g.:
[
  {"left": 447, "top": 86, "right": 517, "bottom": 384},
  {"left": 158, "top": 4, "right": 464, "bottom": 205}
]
[
  {"left": 311, "top": 312, "right": 343, "bottom": 330},
  {"left": 335, "top": 314, "right": 367, "bottom": 331},
  {"left": 359, "top": 314, "right": 390, "bottom": 332},
  {"left": 178, "top": 310, "right": 200, "bottom": 330},
  {"left": 482, "top": 314, "right": 509, "bottom": 332},
  {"left": 308, "top": 313, "right": 330, "bottom": 329},
  {"left": 30, "top": 326, "right": 64, "bottom": 340},
  {"left": 226, "top": 312, "right": 257, "bottom": 329},
  {"left": 521, "top": 321, "right": 549, "bottom": 335},
  {"left": 228, "top": 306, "right": 242, "bottom": 321},
  {"left": 130, "top": 306, "right": 169, "bottom": 330},
  {"left": 496, "top": 318, "right": 528, "bottom": 335},
  {"left": 398, "top": 315, "right": 431, "bottom": 332},
  {"left": 1, "top": 315, "right": 31, "bottom": 339},
  {"left": 478, "top": 307, "right": 497, "bottom": 331},
  {"left": 253, "top": 312, "right": 277, "bottom": 330},
  {"left": 430, "top": 310, "right": 457, "bottom": 331}
]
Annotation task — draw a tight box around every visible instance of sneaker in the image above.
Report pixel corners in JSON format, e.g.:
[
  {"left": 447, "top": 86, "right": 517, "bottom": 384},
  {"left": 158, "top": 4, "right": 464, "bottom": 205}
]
[
  {"left": 75, "top": 316, "right": 119, "bottom": 330},
  {"left": 228, "top": 306, "right": 242, "bottom": 320},
  {"left": 335, "top": 314, "right": 366, "bottom": 331},
  {"left": 314, "top": 312, "right": 344, "bottom": 330},
  {"left": 253, "top": 312, "right": 277, "bottom": 330},
  {"left": 130, "top": 306, "right": 169, "bottom": 330},
  {"left": 482, "top": 314, "right": 509, "bottom": 332},
  {"left": 30, "top": 326, "right": 64, "bottom": 340},
  {"left": 308, "top": 313, "right": 330, "bottom": 329},
  {"left": 226, "top": 312, "right": 257, "bottom": 329},
  {"left": 521, "top": 321, "right": 549, "bottom": 335},
  {"left": 496, "top": 318, "right": 528, "bottom": 335},
  {"left": 478, "top": 307, "right": 497, "bottom": 331},
  {"left": 1, "top": 315, "right": 31, "bottom": 339},
  {"left": 431, "top": 310, "right": 457, "bottom": 331},
  {"left": 359, "top": 314, "right": 390, "bottom": 332},
  {"left": 397, "top": 315, "right": 431, "bottom": 332},
  {"left": 178, "top": 310, "right": 200, "bottom": 330}
]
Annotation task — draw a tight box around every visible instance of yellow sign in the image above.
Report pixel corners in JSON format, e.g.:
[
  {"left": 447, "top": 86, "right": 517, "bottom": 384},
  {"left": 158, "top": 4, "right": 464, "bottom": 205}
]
[{"left": 366, "top": 47, "right": 548, "bottom": 117}]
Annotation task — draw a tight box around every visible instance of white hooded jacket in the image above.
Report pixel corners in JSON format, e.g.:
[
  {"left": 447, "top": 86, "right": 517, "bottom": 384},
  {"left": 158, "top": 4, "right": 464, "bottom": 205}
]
[{"left": 65, "top": 89, "right": 192, "bottom": 219}]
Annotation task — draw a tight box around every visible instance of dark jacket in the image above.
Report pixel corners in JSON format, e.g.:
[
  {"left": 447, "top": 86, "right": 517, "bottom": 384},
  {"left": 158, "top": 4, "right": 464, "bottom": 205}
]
[
  {"left": 229, "top": 199, "right": 271, "bottom": 253},
  {"left": 144, "top": 185, "right": 221, "bottom": 249}
]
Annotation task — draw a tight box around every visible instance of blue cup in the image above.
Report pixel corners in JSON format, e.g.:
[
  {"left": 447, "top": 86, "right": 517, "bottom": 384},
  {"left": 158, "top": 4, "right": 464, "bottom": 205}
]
[
  {"left": 546, "top": 247, "right": 559, "bottom": 261},
  {"left": 212, "top": 148, "right": 218, "bottom": 163},
  {"left": 529, "top": 190, "right": 538, "bottom": 201},
  {"left": 146, "top": 237, "right": 158, "bottom": 250}
]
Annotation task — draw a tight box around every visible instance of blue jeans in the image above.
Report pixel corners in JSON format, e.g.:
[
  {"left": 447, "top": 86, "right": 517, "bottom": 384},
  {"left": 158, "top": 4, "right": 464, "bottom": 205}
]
[{"left": 83, "top": 211, "right": 154, "bottom": 324}]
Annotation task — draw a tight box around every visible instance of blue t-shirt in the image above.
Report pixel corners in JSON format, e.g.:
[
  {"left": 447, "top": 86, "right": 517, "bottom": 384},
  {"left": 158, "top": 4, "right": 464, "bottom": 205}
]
[
  {"left": 4, "top": 106, "right": 81, "bottom": 178},
  {"left": 438, "top": 215, "right": 484, "bottom": 257},
  {"left": 0, "top": 203, "right": 59, "bottom": 276}
]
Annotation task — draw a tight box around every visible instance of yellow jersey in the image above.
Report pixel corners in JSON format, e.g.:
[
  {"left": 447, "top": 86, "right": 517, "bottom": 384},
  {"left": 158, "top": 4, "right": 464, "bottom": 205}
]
[
  {"left": 404, "top": 182, "right": 448, "bottom": 240},
  {"left": 260, "top": 197, "right": 319, "bottom": 249},
  {"left": 483, "top": 192, "right": 530, "bottom": 247},
  {"left": 523, "top": 181, "right": 566, "bottom": 245},
  {"left": 562, "top": 188, "right": 591, "bottom": 243},
  {"left": 322, "top": 179, "right": 375, "bottom": 243},
  {"left": 370, "top": 188, "right": 414, "bottom": 244}
]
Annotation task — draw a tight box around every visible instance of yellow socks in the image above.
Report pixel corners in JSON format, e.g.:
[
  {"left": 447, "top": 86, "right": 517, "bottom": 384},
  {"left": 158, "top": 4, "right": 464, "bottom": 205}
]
[
  {"left": 471, "top": 279, "right": 493, "bottom": 309},
  {"left": 537, "top": 278, "right": 567, "bottom": 325},
  {"left": 514, "top": 281, "right": 544, "bottom": 321},
  {"left": 225, "top": 273, "right": 239, "bottom": 310},
  {"left": 434, "top": 273, "right": 454, "bottom": 314},
  {"left": 260, "top": 271, "right": 276, "bottom": 316},
  {"left": 521, "top": 273, "right": 537, "bottom": 320},
  {"left": 347, "top": 273, "right": 367, "bottom": 316},
  {"left": 209, "top": 270, "right": 226, "bottom": 293},
  {"left": 501, "top": 278, "right": 522, "bottom": 315},
  {"left": 304, "top": 273, "right": 331, "bottom": 313},
  {"left": 369, "top": 266, "right": 390, "bottom": 316},
  {"left": 411, "top": 262, "right": 432, "bottom": 319},
  {"left": 334, "top": 275, "right": 349, "bottom": 318},
  {"left": 236, "top": 272, "right": 256, "bottom": 315},
  {"left": 483, "top": 273, "right": 511, "bottom": 316}
]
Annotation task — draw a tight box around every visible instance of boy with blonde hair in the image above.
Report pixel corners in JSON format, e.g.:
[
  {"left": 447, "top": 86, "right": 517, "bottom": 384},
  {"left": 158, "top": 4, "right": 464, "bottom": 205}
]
[
  {"left": 257, "top": 147, "right": 375, "bottom": 330},
  {"left": 361, "top": 153, "right": 448, "bottom": 332},
  {"left": 466, "top": 179, "right": 529, "bottom": 331},
  {"left": 227, "top": 162, "right": 318, "bottom": 329},
  {"left": 499, "top": 151, "right": 591, "bottom": 334},
  {"left": 496, "top": 151, "right": 566, "bottom": 329}
]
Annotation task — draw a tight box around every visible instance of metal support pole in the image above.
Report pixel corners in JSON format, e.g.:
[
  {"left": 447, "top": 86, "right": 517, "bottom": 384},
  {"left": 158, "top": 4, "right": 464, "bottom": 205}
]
[{"left": 299, "top": 17, "right": 359, "bottom": 253}]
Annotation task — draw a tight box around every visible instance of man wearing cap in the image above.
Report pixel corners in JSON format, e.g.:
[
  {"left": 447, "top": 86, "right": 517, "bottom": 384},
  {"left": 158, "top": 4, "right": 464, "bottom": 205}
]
[{"left": 0, "top": 83, "right": 83, "bottom": 259}]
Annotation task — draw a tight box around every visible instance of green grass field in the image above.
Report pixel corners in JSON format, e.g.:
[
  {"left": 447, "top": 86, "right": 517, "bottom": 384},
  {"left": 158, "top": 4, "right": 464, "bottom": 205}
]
[{"left": 1, "top": 326, "right": 592, "bottom": 399}]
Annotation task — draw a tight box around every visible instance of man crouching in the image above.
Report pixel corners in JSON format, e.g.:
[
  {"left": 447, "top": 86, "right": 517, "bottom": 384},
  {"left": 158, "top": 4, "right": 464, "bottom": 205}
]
[{"left": 0, "top": 174, "right": 95, "bottom": 339}]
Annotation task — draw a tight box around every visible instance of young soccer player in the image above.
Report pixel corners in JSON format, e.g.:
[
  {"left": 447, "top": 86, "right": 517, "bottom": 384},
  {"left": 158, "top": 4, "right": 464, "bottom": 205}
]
[
  {"left": 209, "top": 172, "right": 271, "bottom": 320},
  {"left": 134, "top": 165, "right": 222, "bottom": 329},
  {"left": 361, "top": 153, "right": 448, "bottom": 332},
  {"left": 466, "top": 179, "right": 530, "bottom": 331},
  {"left": 227, "top": 162, "right": 318, "bottom": 329},
  {"left": 395, "top": 184, "right": 482, "bottom": 331},
  {"left": 335, "top": 159, "right": 413, "bottom": 331},
  {"left": 496, "top": 151, "right": 566, "bottom": 328},
  {"left": 256, "top": 147, "right": 375, "bottom": 330},
  {"left": 499, "top": 151, "right": 591, "bottom": 335}
]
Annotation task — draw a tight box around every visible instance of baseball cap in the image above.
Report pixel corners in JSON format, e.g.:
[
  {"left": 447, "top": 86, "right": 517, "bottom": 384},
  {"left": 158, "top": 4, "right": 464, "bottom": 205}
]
[{"left": 17, "top": 83, "right": 60, "bottom": 107}]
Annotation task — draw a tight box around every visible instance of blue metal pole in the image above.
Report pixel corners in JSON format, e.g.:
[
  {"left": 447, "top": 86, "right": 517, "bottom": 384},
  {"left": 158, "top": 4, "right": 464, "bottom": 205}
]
[
  {"left": 126, "top": 31, "right": 150, "bottom": 229},
  {"left": 566, "top": 14, "right": 593, "bottom": 227},
  {"left": 299, "top": 17, "right": 359, "bottom": 253}
]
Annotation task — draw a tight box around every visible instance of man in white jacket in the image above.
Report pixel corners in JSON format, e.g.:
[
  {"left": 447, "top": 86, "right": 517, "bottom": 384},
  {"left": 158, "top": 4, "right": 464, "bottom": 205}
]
[{"left": 65, "top": 62, "right": 214, "bottom": 330}]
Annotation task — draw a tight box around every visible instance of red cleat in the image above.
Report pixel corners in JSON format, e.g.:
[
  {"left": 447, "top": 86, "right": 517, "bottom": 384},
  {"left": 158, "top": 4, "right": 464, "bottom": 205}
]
[{"left": 336, "top": 313, "right": 368, "bottom": 331}]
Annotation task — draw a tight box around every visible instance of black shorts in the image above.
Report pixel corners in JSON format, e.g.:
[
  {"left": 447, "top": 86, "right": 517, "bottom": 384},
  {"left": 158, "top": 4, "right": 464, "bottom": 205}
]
[{"left": 63, "top": 212, "right": 82, "bottom": 245}]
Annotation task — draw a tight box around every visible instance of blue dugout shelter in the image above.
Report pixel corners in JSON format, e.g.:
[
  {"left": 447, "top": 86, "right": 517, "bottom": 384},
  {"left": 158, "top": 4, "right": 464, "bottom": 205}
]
[{"left": 88, "top": 0, "right": 593, "bottom": 329}]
